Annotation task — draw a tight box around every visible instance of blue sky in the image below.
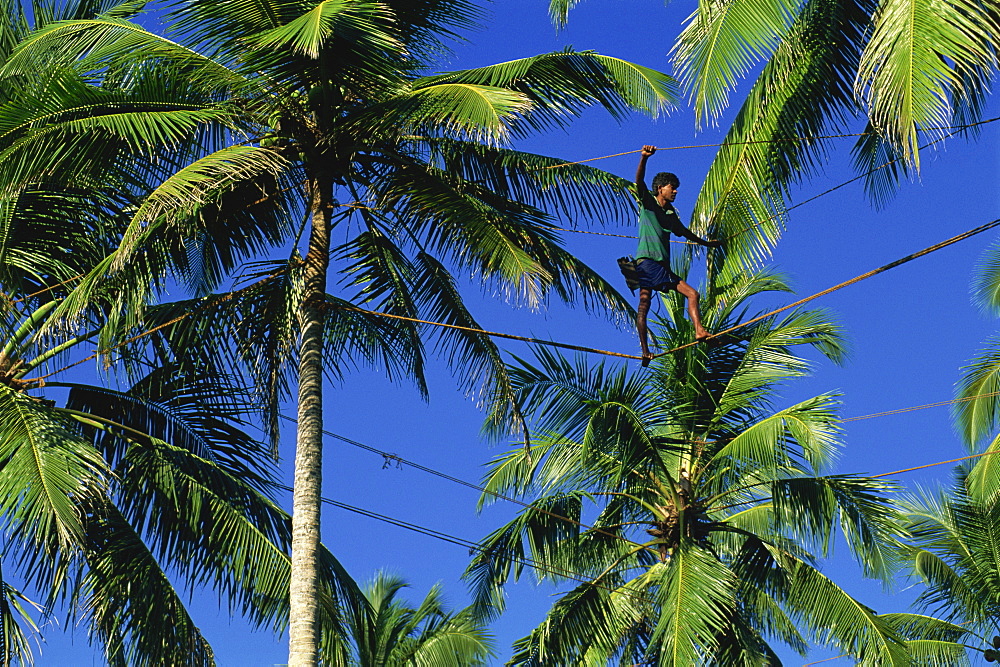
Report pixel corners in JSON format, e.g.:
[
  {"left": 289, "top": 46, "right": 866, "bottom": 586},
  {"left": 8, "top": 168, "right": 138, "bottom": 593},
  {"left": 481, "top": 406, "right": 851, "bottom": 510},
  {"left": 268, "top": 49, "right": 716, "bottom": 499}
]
[{"left": 31, "top": 0, "right": 1000, "bottom": 664}]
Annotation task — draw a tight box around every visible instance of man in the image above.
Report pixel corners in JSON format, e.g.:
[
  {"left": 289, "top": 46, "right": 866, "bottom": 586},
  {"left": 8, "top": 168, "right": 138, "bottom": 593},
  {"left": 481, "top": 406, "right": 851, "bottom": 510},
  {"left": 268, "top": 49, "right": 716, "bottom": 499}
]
[{"left": 634, "top": 144, "right": 721, "bottom": 366}]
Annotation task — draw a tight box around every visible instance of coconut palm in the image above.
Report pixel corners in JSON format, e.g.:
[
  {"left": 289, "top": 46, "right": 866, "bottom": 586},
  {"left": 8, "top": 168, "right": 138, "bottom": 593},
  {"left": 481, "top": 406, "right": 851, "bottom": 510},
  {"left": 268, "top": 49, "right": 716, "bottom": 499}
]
[
  {"left": 0, "top": 268, "right": 388, "bottom": 665},
  {"left": 0, "top": 298, "right": 286, "bottom": 662},
  {"left": 342, "top": 572, "right": 495, "bottom": 666},
  {"left": 464, "top": 270, "right": 919, "bottom": 664},
  {"left": 0, "top": 0, "right": 679, "bottom": 662}
]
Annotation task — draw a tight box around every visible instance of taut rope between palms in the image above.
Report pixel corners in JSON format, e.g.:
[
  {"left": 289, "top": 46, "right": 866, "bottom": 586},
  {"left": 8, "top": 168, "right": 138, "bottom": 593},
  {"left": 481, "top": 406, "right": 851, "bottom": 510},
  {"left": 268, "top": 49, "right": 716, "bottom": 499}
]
[{"left": 652, "top": 217, "right": 1000, "bottom": 359}]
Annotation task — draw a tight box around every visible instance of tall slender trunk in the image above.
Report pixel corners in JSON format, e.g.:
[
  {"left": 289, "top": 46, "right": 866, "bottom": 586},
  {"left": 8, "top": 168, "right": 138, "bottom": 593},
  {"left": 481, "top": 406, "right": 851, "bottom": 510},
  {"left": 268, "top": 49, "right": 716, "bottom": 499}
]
[{"left": 288, "top": 176, "right": 332, "bottom": 667}]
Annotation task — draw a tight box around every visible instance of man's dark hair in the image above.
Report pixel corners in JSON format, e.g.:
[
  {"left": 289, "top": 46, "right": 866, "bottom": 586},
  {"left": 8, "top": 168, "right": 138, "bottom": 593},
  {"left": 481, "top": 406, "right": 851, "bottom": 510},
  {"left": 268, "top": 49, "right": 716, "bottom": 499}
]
[{"left": 652, "top": 172, "right": 679, "bottom": 190}]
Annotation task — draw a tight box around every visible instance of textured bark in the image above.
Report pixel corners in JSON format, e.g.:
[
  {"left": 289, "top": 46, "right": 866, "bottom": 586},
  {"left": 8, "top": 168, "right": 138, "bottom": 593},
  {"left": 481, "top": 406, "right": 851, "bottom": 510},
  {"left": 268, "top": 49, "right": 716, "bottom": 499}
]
[{"left": 288, "top": 178, "right": 332, "bottom": 667}]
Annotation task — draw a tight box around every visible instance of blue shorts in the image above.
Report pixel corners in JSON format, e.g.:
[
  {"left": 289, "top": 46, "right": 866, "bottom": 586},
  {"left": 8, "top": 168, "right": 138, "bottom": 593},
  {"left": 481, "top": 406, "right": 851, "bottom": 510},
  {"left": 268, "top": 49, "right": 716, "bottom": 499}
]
[{"left": 636, "top": 259, "right": 681, "bottom": 291}]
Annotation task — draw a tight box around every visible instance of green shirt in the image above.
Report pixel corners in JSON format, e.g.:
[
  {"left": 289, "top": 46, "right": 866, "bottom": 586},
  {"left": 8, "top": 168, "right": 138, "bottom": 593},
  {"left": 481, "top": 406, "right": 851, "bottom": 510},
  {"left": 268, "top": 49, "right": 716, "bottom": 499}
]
[{"left": 636, "top": 198, "right": 681, "bottom": 263}]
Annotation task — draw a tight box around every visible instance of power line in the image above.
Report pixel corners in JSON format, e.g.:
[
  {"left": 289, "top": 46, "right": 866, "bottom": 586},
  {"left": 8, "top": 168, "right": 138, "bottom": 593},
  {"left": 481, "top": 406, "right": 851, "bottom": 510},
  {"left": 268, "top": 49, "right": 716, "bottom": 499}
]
[
  {"left": 275, "top": 413, "right": 651, "bottom": 552},
  {"left": 843, "top": 390, "right": 1000, "bottom": 423},
  {"left": 280, "top": 384, "right": 1000, "bottom": 560},
  {"left": 284, "top": 384, "right": 1000, "bottom": 527},
  {"left": 272, "top": 482, "right": 658, "bottom": 604}
]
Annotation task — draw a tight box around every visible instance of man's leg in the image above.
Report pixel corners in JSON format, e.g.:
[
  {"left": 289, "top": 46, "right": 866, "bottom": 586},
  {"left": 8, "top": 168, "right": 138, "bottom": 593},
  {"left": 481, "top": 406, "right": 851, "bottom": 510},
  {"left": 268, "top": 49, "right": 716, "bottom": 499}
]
[
  {"left": 637, "top": 287, "right": 654, "bottom": 366},
  {"left": 674, "top": 280, "right": 710, "bottom": 340}
]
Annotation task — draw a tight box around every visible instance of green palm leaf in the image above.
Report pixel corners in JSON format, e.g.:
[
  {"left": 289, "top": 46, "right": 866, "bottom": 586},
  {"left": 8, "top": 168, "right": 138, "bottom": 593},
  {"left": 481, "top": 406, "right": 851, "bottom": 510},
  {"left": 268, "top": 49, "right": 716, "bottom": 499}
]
[
  {"left": 112, "top": 145, "right": 291, "bottom": 270},
  {"left": 647, "top": 543, "right": 736, "bottom": 665},
  {"left": 0, "top": 384, "right": 108, "bottom": 553},
  {"left": 421, "top": 50, "right": 676, "bottom": 132},
  {"left": 248, "top": 0, "right": 402, "bottom": 60},
  {"left": 953, "top": 336, "right": 1000, "bottom": 449},
  {"left": 387, "top": 83, "right": 532, "bottom": 141},
  {"left": 671, "top": 0, "right": 797, "bottom": 126},
  {"left": 856, "top": 0, "right": 997, "bottom": 165},
  {"left": 710, "top": 393, "right": 841, "bottom": 472},
  {"left": 971, "top": 240, "right": 1000, "bottom": 315},
  {"left": 781, "top": 554, "right": 909, "bottom": 664}
]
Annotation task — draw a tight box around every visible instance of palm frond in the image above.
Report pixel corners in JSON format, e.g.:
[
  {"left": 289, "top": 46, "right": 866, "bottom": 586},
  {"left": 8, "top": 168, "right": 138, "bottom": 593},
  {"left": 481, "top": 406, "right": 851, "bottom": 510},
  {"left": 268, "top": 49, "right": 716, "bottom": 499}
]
[
  {"left": 646, "top": 543, "right": 737, "bottom": 665},
  {"left": 856, "top": 0, "right": 998, "bottom": 166},
  {"left": 0, "top": 384, "right": 107, "bottom": 557},
  {"left": 709, "top": 393, "right": 842, "bottom": 474},
  {"left": 420, "top": 50, "right": 676, "bottom": 133},
  {"left": 76, "top": 503, "right": 215, "bottom": 667},
  {"left": 972, "top": 239, "right": 1000, "bottom": 315},
  {"left": 248, "top": 0, "right": 403, "bottom": 61},
  {"left": 671, "top": 0, "right": 797, "bottom": 126},
  {"left": 780, "top": 554, "right": 909, "bottom": 664},
  {"left": 376, "top": 83, "right": 533, "bottom": 143},
  {"left": 954, "top": 335, "right": 1000, "bottom": 449}
]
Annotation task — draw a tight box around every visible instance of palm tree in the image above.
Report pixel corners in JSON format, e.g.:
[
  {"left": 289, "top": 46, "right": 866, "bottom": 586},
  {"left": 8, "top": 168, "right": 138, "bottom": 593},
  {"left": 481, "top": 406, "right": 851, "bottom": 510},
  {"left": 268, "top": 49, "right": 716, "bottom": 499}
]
[
  {"left": 0, "top": 1, "right": 679, "bottom": 662},
  {"left": 0, "top": 4, "right": 377, "bottom": 662},
  {"left": 465, "top": 270, "right": 914, "bottom": 664},
  {"left": 343, "top": 572, "right": 495, "bottom": 666},
  {"left": 0, "top": 280, "right": 380, "bottom": 664}
]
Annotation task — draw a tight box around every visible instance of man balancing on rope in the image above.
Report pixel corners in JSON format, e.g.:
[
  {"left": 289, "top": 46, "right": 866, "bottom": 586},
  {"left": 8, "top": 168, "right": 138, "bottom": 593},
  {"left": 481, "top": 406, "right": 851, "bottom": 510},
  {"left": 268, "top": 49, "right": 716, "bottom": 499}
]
[{"left": 634, "top": 144, "right": 721, "bottom": 366}]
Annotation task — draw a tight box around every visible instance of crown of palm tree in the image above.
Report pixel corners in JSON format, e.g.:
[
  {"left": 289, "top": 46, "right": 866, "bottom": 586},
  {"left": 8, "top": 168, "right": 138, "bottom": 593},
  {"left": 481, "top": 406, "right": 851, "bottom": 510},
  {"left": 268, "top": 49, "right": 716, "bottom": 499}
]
[{"left": 465, "top": 269, "right": 923, "bottom": 664}]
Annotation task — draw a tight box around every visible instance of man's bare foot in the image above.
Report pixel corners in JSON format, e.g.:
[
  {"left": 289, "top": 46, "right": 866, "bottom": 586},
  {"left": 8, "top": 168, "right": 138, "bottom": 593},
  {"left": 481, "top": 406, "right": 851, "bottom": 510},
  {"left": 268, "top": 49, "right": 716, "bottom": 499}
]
[
  {"left": 641, "top": 351, "right": 653, "bottom": 367},
  {"left": 695, "top": 330, "right": 711, "bottom": 342}
]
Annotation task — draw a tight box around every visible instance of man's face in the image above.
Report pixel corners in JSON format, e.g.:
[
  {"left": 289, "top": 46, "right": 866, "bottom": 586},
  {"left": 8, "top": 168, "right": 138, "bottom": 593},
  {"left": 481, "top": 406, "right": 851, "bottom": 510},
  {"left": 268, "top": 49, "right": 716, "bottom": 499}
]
[{"left": 657, "top": 183, "right": 678, "bottom": 203}]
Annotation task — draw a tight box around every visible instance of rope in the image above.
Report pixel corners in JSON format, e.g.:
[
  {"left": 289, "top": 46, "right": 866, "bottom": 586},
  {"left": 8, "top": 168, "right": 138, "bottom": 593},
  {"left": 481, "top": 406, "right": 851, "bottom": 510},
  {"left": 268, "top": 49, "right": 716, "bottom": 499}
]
[
  {"left": 719, "top": 118, "right": 996, "bottom": 243},
  {"left": 652, "top": 217, "right": 1000, "bottom": 359},
  {"left": 551, "top": 226, "right": 701, "bottom": 245},
  {"left": 328, "top": 304, "right": 643, "bottom": 360},
  {"left": 559, "top": 116, "right": 1000, "bottom": 245},
  {"left": 2, "top": 274, "right": 84, "bottom": 307},
  {"left": 534, "top": 118, "right": 999, "bottom": 172},
  {"left": 29, "top": 216, "right": 1000, "bottom": 386},
  {"left": 27, "top": 268, "right": 291, "bottom": 382},
  {"left": 871, "top": 449, "right": 1000, "bottom": 480}
]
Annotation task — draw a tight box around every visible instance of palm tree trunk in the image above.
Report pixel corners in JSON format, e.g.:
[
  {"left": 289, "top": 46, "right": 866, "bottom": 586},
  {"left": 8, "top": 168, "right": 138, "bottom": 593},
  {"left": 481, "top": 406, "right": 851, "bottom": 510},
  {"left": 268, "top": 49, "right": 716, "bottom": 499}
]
[{"left": 288, "top": 177, "right": 332, "bottom": 667}]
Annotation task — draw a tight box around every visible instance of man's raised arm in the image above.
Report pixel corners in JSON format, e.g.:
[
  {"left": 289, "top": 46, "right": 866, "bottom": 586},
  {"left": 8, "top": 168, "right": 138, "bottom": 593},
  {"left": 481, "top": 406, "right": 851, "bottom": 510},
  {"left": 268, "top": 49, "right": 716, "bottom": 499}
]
[{"left": 636, "top": 144, "right": 656, "bottom": 202}]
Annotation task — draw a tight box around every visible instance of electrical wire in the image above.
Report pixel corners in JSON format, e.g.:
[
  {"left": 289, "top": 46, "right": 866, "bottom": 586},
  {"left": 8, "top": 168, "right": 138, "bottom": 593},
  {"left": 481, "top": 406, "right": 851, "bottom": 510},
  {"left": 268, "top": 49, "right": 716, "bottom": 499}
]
[
  {"left": 271, "top": 482, "right": 658, "bottom": 604},
  {"left": 278, "top": 381, "right": 1000, "bottom": 569},
  {"left": 275, "top": 413, "right": 650, "bottom": 552}
]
